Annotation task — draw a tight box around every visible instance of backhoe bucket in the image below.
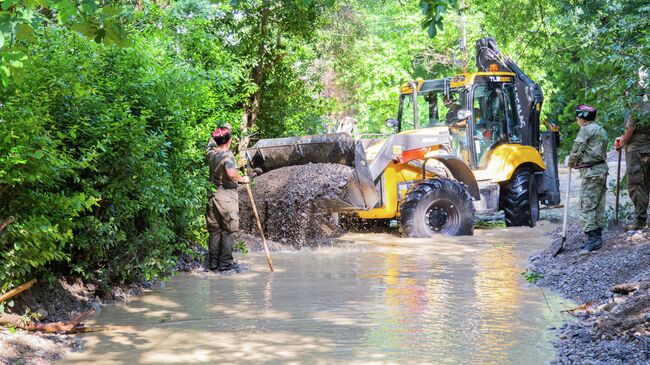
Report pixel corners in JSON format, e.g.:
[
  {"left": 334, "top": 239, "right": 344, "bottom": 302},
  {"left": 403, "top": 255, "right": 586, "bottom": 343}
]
[{"left": 245, "top": 133, "right": 379, "bottom": 211}]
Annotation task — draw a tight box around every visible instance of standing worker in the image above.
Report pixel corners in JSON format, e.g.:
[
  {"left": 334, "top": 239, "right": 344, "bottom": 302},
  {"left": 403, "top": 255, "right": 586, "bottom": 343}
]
[
  {"left": 206, "top": 126, "right": 249, "bottom": 272},
  {"left": 614, "top": 83, "right": 650, "bottom": 231},
  {"left": 568, "top": 105, "right": 609, "bottom": 253}
]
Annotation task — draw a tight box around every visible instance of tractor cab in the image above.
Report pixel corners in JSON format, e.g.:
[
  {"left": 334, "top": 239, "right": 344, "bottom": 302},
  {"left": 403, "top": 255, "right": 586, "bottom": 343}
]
[{"left": 396, "top": 72, "right": 524, "bottom": 171}]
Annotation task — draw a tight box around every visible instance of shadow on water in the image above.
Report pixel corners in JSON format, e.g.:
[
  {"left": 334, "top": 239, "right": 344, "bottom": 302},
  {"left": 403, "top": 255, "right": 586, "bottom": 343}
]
[{"left": 64, "top": 221, "right": 574, "bottom": 365}]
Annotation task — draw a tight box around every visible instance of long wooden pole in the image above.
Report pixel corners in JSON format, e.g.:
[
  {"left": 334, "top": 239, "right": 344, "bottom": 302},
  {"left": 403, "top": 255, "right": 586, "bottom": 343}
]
[
  {"left": 245, "top": 183, "right": 274, "bottom": 271},
  {"left": 615, "top": 148, "right": 622, "bottom": 225},
  {"left": 553, "top": 168, "right": 571, "bottom": 257},
  {"left": 0, "top": 279, "right": 36, "bottom": 303}
]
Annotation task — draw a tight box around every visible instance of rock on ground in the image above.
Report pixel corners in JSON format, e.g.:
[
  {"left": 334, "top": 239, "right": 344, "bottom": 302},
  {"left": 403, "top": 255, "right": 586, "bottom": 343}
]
[{"left": 530, "top": 226, "right": 650, "bottom": 364}]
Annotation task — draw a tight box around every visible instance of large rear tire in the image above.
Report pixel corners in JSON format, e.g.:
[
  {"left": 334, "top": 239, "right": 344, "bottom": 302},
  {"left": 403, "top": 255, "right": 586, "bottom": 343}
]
[
  {"left": 400, "top": 178, "right": 475, "bottom": 237},
  {"left": 500, "top": 168, "right": 540, "bottom": 227}
]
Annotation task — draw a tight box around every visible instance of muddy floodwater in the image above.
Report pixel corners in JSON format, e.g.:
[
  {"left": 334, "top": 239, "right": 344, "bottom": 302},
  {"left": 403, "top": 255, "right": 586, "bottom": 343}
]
[{"left": 65, "top": 221, "right": 574, "bottom": 364}]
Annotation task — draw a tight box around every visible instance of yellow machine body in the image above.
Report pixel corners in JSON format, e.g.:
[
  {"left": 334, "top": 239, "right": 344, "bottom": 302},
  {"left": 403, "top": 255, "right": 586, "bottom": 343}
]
[{"left": 473, "top": 144, "right": 546, "bottom": 183}]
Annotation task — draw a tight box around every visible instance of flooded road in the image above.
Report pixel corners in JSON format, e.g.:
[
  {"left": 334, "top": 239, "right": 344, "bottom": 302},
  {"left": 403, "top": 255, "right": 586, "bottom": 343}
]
[{"left": 65, "top": 221, "right": 573, "bottom": 364}]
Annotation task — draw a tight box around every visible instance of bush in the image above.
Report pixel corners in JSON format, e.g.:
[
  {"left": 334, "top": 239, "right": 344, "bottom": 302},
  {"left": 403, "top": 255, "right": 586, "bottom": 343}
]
[{"left": 0, "top": 14, "right": 246, "bottom": 291}]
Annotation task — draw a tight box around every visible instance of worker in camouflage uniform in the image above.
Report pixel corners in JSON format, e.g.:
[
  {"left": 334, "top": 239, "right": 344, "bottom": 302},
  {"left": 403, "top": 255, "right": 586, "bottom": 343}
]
[
  {"left": 568, "top": 105, "right": 609, "bottom": 253},
  {"left": 615, "top": 88, "right": 650, "bottom": 231},
  {"left": 206, "top": 126, "right": 249, "bottom": 272}
]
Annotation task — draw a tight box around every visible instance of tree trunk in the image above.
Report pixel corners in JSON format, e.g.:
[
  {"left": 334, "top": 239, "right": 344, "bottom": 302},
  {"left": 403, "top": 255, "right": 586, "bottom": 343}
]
[{"left": 238, "top": 1, "right": 271, "bottom": 161}]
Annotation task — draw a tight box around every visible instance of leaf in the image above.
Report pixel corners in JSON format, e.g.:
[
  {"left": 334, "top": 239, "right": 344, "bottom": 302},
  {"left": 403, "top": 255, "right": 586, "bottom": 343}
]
[
  {"left": 9, "top": 60, "right": 23, "bottom": 68},
  {"left": 428, "top": 24, "right": 436, "bottom": 38},
  {"left": 81, "top": 0, "right": 98, "bottom": 15},
  {"left": 56, "top": 0, "right": 78, "bottom": 25},
  {"left": 0, "top": 32, "right": 5, "bottom": 49},
  {"left": 0, "top": 72, "right": 8, "bottom": 87},
  {"left": 15, "top": 23, "right": 36, "bottom": 42},
  {"left": 1, "top": 0, "right": 20, "bottom": 11}
]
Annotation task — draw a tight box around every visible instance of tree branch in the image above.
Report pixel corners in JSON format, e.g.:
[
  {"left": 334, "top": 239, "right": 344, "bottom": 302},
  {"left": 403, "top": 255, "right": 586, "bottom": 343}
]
[
  {"left": 0, "top": 216, "right": 14, "bottom": 232},
  {"left": 0, "top": 309, "right": 95, "bottom": 333},
  {"left": 0, "top": 279, "right": 36, "bottom": 303}
]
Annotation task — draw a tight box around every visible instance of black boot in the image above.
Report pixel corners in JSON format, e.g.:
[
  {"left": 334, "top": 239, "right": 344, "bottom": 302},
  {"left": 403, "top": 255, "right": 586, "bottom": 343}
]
[
  {"left": 580, "top": 230, "right": 597, "bottom": 249},
  {"left": 581, "top": 229, "right": 603, "bottom": 253},
  {"left": 207, "top": 231, "right": 221, "bottom": 271}
]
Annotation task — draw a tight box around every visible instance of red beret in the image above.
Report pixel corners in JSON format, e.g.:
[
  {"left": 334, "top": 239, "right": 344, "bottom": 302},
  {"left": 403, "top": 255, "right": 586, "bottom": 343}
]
[{"left": 212, "top": 127, "right": 231, "bottom": 138}]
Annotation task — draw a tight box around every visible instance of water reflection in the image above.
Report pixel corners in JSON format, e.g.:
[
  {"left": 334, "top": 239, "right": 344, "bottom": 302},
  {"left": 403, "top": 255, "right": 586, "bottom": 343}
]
[{"left": 64, "top": 222, "right": 571, "bottom": 364}]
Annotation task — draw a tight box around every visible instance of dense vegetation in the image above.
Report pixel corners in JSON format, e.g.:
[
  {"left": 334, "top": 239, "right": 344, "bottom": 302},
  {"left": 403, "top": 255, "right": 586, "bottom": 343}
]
[{"left": 1, "top": 0, "right": 648, "bottom": 294}]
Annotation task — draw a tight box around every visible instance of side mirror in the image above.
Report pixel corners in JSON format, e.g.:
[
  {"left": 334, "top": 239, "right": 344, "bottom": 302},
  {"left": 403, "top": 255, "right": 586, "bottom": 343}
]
[
  {"left": 385, "top": 118, "right": 398, "bottom": 128},
  {"left": 457, "top": 109, "right": 472, "bottom": 121}
]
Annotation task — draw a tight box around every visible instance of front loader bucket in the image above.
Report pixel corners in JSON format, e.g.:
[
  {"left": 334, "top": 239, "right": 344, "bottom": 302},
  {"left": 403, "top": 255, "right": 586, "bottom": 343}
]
[{"left": 245, "top": 133, "right": 379, "bottom": 212}]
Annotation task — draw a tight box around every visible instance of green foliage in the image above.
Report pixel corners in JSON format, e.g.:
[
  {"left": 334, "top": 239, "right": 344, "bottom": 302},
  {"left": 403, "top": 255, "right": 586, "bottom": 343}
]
[
  {"left": 0, "top": 3, "right": 247, "bottom": 292},
  {"left": 521, "top": 268, "right": 544, "bottom": 284},
  {"left": 0, "top": 0, "right": 128, "bottom": 86},
  {"left": 419, "top": 0, "right": 458, "bottom": 38},
  {"left": 474, "top": 220, "right": 506, "bottom": 229},
  {"left": 223, "top": 0, "right": 334, "bottom": 140},
  {"left": 234, "top": 240, "right": 248, "bottom": 254}
]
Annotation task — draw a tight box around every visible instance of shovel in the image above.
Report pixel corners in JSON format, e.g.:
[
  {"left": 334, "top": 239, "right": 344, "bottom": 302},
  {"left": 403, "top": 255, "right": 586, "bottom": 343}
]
[
  {"left": 609, "top": 148, "right": 623, "bottom": 228},
  {"left": 553, "top": 168, "right": 572, "bottom": 257},
  {"left": 244, "top": 182, "right": 274, "bottom": 272}
]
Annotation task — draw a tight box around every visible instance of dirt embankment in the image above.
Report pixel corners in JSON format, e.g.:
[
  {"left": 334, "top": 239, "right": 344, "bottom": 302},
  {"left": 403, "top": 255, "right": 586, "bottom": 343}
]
[
  {"left": 238, "top": 163, "right": 353, "bottom": 247},
  {"left": 531, "top": 225, "right": 650, "bottom": 365},
  {"left": 0, "top": 277, "right": 155, "bottom": 365}
]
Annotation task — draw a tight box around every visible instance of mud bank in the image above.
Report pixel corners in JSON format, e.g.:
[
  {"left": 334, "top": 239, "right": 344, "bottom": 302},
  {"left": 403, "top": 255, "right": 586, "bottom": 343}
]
[
  {"left": 530, "top": 225, "right": 650, "bottom": 364},
  {"left": 0, "top": 277, "right": 156, "bottom": 365}
]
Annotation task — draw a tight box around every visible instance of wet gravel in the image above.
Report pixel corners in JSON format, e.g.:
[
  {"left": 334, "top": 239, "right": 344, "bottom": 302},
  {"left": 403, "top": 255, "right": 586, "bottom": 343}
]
[
  {"left": 530, "top": 225, "right": 650, "bottom": 364},
  {"left": 238, "top": 163, "right": 352, "bottom": 247}
]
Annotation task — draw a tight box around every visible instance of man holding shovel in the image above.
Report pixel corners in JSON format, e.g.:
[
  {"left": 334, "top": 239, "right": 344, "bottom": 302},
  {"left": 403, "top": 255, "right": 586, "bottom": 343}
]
[
  {"left": 206, "top": 126, "right": 249, "bottom": 272},
  {"left": 614, "top": 82, "right": 650, "bottom": 231},
  {"left": 568, "top": 105, "right": 609, "bottom": 253}
]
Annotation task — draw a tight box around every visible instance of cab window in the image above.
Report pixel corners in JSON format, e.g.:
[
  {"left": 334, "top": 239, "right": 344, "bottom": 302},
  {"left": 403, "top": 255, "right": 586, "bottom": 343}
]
[
  {"left": 400, "top": 91, "right": 459, "bottom": 130},
  {"left": 472, "top": 84, "right": 510, "bottom": 169}
]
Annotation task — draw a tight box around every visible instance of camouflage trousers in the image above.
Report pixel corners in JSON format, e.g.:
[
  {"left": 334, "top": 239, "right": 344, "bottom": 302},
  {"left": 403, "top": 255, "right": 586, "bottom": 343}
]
[
  {"left": 626, "top": 151, "right": 650, "bottom": 221},
  {"left": 205, "top": 189, "right": 240, "bottom": 270},
  {"left": 579, "top": 175, "right": 607, "bottom": 232}
]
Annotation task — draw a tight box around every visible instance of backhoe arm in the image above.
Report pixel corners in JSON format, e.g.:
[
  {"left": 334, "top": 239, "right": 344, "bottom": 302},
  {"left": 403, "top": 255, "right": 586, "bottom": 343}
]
[{"left": 475, "top": 37, "right": 544, "bottom": 147}]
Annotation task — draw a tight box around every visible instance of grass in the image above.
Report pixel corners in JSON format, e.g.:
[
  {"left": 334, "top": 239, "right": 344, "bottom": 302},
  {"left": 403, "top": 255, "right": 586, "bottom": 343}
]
[{"left": 475, "top": 220, "right": 506, "bottom": 229}]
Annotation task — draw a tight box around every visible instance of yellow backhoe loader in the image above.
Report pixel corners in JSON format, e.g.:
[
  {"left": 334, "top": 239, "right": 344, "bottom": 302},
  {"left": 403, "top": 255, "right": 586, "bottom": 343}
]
[{"left": 245, "top": 37, "right": 561, "bottom": 237}]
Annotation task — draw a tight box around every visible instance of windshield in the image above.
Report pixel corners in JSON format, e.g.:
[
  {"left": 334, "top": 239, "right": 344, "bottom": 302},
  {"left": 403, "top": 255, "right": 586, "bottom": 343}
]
[
  {"left": 472, "top": 83, "right": 522, "bottom": 168},
  {"left": 400, "top": 90, "right": 465, "bottom": 130}
]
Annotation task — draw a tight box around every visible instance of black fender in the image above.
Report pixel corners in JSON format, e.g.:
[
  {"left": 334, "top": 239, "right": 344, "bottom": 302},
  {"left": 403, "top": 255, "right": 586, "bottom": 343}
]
[{"left": 426, "top": 155, "right": 480, "bottom": 200}]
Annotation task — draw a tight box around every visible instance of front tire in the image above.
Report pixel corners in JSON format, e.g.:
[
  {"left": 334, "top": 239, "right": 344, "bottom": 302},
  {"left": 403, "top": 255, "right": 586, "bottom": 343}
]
[
  {"left": 500, "top": 168, "right": 540, "bottom": 227},
  {"left": 400, "top": 178, "right": 475, "bottom": 237}
]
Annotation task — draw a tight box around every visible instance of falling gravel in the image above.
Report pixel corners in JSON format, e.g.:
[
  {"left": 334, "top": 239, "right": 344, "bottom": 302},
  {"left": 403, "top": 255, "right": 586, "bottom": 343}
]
[{"left": 238, "top": 163, "right": 353, "bottom": 247}]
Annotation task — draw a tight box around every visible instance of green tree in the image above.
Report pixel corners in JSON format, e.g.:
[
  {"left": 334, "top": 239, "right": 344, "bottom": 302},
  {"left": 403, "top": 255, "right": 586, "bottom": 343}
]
[
  {"left": 222, "top": 0, "right": 334, "bottom": 154},
  {"left": 0, "top": 0, "right": 129, "bottom": 86}
]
